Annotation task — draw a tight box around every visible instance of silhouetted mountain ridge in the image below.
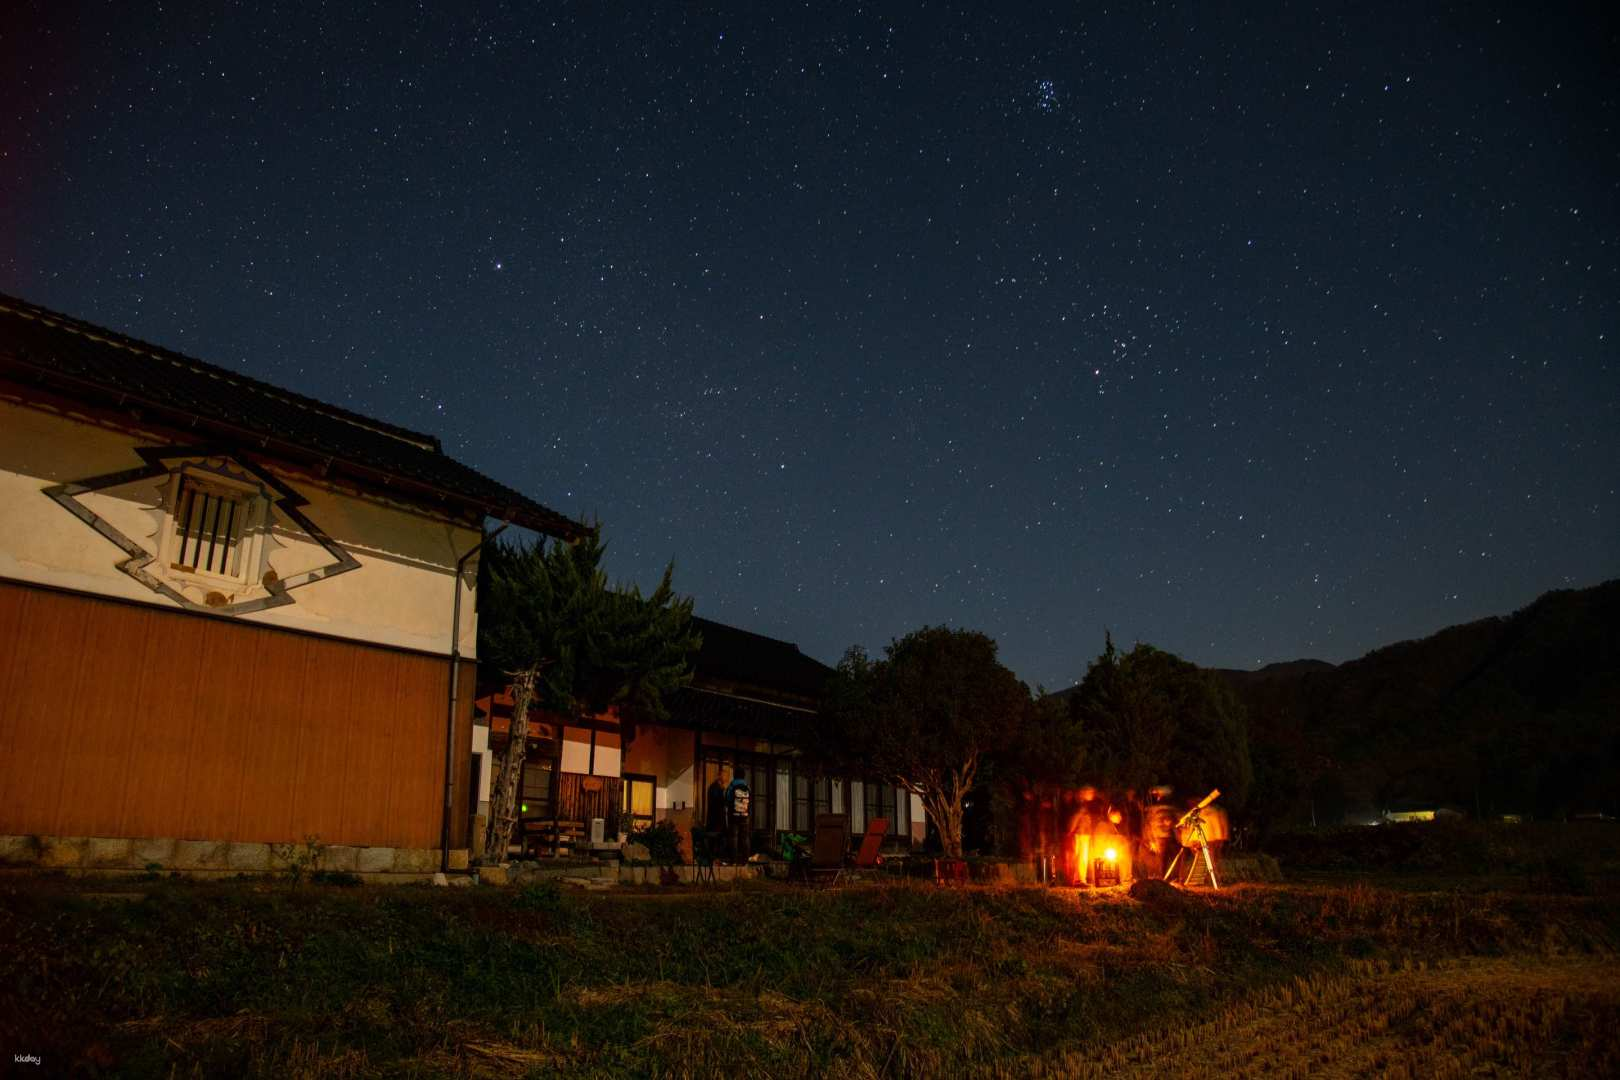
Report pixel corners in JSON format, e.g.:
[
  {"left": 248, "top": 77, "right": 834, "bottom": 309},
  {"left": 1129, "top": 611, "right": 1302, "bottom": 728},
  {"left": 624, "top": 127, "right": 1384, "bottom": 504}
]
[{"left": 1217, "top": 581, "right": 1620, "bottom": 827}]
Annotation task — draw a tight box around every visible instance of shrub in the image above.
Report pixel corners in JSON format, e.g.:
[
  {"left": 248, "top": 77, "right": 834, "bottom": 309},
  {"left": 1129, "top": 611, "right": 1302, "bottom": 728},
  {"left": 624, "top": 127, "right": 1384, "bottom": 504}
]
[
  {"left": 512, "top": 879, "right": 563, "bottom": 912},
  {"left": 310, "top": 870, "right": 362, "bottom": 887},
  {"left": 269, "top": 835, "right": 326, "bottom": 884},
  {"left": 629, "top": 820, "right": 683, "bottom": 866}
]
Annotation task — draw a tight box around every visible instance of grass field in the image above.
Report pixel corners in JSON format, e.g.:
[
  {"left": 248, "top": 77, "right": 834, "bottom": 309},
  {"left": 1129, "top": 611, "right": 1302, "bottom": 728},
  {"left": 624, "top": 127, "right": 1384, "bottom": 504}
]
[{"left": 2, "top": 870, "right": 1616, "bottom": 1077}]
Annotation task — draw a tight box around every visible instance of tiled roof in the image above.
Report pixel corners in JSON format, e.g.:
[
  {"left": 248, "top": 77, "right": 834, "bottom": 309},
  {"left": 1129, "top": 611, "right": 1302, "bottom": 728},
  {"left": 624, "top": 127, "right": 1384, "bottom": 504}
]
[
  {"left": 0, "top": 293, "right": 584, "bottom": 539},
  {"left": 651, "top": 617, "right": 833, "bottom": 741},
  {"left": 690, "top": 616, "right": 833, "bottom": 702},
  {"left": 662, "top": 684, "right": 814, "bottom": 743},
  {"left": 474, "top": 617, "right": 831, "bottom": 744}
]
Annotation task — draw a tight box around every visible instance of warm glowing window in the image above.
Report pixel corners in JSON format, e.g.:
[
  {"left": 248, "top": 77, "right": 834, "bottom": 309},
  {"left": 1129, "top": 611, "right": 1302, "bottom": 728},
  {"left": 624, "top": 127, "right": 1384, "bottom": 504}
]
[{"left": 622, "top": 773, "right": 655, "bottom": 832}]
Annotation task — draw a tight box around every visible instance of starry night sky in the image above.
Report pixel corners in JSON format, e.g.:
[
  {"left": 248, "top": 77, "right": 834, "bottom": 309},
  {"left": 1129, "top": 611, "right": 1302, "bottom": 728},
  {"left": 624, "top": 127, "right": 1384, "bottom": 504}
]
[{"left": 3, "top": 3, "right": 1616, "bottom": 686}]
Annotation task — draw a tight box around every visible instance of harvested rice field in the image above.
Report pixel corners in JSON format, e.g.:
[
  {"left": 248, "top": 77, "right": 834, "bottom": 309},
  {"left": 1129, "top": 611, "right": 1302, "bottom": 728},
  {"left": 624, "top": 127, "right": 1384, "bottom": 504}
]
[{"left": 2, "top": 874, "right": 1616, "bottom": 1077}]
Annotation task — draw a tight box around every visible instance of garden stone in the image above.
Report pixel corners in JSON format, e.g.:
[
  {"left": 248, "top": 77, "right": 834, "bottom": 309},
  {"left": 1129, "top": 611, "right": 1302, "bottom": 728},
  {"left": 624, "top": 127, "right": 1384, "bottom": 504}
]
[
  {"left": 172, "top": 840, "right": 230, "bottom": 870},
  {"left": 320, "top": 846, "right": 360, "bottom": 873},
  {"left": 227, "top": 843, "right": 271, "bottom": 871},
  {"left": 39, "top": 836, "right": 85, "bottom": 868},
  {"left": 84, "top": 837, "right": 133, "bottom": 867},
  {"left": 391, "top": 848, "right": 437, "bottom": 874},
  {"left": 132, "top": 837, "right": 178, "bottom": 868},
  {"left": 356, "top": 847, "right": 395, "bottom": 874},
  {"left": 1127, "top": 878, "right": 1187, "bottom": 911},
  {"left": 0, "top": 835, "right": 41, "bottom": 865}
]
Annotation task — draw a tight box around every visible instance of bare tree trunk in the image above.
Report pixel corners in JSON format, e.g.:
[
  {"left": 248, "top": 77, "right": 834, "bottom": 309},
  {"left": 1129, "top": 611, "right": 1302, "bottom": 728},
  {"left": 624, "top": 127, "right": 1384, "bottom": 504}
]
[
  {"left": 484, "top": 666, "right": 537, "bottom": 861},
  {"left": 922, "top": 790, "right": 965, "bottom": 859},
  {"left": 942, "top": 801, "right": 964, "bottom": 859}
]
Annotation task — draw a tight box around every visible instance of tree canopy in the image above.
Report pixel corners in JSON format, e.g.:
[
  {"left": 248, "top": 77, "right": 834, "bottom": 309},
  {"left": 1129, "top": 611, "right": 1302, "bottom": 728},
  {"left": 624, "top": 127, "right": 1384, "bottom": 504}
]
[
  {"left": 478, "top": 526, "right": 699, "bottom": 857},
  {"left": 817, "top": 626, "right": 1032, "bottom": 858},
  {"left": 1068, "top": 636, "right": 1252, "bottom": 810},
  {"left": 479, "top": 527, "right": 699, "bottom": 731}
]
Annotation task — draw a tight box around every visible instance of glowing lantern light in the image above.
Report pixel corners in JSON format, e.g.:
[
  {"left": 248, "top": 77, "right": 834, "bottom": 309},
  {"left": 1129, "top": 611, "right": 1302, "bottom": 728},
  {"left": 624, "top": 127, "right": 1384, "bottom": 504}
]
[{"left": 1104, "top": 847, "right": 1118, "bottom": 863}]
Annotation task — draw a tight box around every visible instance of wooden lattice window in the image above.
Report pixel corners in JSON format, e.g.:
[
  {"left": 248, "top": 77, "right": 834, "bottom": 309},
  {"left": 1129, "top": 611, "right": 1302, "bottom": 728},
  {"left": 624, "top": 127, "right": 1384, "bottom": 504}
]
[
  {"left": 864, "top": 782, "right": 900, "bottom": 835},
  {"left": 171, "top": 475, "right": 250, "bottom": 577}
]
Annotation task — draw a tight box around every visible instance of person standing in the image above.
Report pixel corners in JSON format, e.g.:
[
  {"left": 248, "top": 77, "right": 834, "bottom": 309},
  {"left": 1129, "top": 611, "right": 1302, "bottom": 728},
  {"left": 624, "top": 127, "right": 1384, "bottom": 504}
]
[
  {"left": 725, "top": 767, "right": 752, "bottom": 862},
  {"left": 1142, "top": 787, "right": 1175, "bottom": 880},
  {"left": 705, "top": 774, "right": 728, "bottom": 862}
]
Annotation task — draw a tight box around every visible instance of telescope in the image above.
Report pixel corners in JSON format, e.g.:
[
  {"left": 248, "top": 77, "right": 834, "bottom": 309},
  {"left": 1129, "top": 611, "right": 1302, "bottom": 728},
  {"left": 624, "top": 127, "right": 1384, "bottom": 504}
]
[
  {"left": 1175, "top": 788, "right": 1221, "bottom": 830},
  {"left": 1165, "top": 789, "right": 1222, "bottom": 889}
]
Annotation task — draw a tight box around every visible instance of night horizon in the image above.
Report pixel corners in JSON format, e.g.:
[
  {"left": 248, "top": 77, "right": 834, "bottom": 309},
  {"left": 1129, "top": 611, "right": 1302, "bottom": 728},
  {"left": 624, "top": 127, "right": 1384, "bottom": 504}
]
[{"left": 3, "top": 2, "right": 1615, "bottom": 686}]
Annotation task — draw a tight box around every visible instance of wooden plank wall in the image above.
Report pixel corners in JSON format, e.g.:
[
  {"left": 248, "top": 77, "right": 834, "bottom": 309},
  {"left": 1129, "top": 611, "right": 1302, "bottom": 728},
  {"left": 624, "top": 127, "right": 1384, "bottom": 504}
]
[
  {"left": 552, "top": 772, "right": 624, "bottom": 836},
  {"left": 0, "top": 580, "right": 473, "bottom": 849}
]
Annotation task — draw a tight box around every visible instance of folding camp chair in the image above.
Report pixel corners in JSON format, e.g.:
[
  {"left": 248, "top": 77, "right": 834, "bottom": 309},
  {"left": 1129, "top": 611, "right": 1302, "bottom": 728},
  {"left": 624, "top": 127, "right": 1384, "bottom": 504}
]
[
  {"left": 691, "top": 828, "right": 719, "bottom": 885},
  {"left": 805, "top": 813, "right": 850, "bottom": 886},
  {"left": 852, "top": 817, "right": 888, "bottom": 876}
]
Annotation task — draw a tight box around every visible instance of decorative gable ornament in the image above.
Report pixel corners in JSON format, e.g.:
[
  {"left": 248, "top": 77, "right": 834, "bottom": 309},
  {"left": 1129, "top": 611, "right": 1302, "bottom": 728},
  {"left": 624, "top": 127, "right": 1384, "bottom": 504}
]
[{"left": 44, "top": 444, "right": 359, "bottom": 615}]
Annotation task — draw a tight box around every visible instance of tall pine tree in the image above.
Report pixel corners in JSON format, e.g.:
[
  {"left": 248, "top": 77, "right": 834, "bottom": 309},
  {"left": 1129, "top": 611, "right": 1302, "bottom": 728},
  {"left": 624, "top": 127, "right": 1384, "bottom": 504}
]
[{"left": 479, "top": 527, "right": 699, "bottom": 859}]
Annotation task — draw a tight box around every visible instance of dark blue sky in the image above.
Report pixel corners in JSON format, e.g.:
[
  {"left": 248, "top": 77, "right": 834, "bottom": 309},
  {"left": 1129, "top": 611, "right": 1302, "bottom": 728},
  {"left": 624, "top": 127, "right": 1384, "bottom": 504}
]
[{"left": 3, "top": 3, "right": 1616, "bottom": 686}]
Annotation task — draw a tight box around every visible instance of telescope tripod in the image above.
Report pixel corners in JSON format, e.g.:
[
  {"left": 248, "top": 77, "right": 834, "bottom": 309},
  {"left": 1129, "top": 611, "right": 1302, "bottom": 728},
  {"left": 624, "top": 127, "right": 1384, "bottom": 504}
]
[{"left": 1163, "top": 813, "right": 1220, "bottom": 890}]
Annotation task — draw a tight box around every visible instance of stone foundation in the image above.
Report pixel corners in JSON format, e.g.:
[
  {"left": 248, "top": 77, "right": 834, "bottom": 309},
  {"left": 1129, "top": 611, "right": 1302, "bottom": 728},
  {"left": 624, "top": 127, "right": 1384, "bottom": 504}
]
[
  {"left": 616, "top": 863, "right": 763, "bottom": 885},
  {"left": 0, "top": 834, "right": 466, "bottom": 883}
]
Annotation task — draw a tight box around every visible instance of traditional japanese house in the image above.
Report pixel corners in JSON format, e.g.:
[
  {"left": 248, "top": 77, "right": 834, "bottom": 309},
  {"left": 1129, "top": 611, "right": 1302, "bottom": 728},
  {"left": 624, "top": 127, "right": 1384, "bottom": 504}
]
[
  {"left": 476, "top": 616, "right": 927, "bottom": 857},
  {"left": 0, "top": 293, "right": 582, "bottom": 877}
]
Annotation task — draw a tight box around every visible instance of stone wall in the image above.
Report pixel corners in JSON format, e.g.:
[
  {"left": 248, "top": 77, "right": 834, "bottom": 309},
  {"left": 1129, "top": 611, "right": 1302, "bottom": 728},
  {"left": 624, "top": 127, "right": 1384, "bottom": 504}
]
[{"left": 0, "top": 834, "right": 468, "bottom": 882}]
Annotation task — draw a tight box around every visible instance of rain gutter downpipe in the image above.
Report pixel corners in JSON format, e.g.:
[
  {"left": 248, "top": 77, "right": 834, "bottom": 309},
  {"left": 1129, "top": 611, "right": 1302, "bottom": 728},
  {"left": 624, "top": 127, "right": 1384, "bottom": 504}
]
[{"left": 442, "top": 521, "right": 510, "bottom": 874}]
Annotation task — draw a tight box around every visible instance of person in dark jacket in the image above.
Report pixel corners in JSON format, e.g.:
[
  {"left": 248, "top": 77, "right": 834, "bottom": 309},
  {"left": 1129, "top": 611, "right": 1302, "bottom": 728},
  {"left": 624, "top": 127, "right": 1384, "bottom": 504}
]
[
  {"left": 705, "top": 775, "right": 728, "bottom": 861},
  {"left": 724, "top": 768, "right": 752, "bottom": 861}
]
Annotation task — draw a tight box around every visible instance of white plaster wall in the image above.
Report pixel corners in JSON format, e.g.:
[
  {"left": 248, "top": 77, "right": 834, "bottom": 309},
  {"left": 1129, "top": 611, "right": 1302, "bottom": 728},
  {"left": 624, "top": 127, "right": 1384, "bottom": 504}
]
[
  {"left": 560, "top": 727, "right": 592, "bottom": 774},
  {"left": 0, "top": 398, "right": 481, "bottom": 657},
  {"left": 593, "top": 732, "right": 622, "bottom": 777},
  {"left": 666, "top": 741, "right": 695, "bottom": 811},
  {"left": 910, "top": 793, "right": 926, "bottom": 843},
  {"left": 472, "top": 723, "right": 492, "bottom": 814},
  {"left": 557, "top": 727, "right": 622, "bottom": 778}
]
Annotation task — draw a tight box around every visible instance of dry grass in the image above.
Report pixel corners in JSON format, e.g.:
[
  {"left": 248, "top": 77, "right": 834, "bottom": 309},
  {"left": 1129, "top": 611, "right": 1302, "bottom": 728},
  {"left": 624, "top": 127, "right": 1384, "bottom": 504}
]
[
  {"left": 997, "top": 956, "right": 1620, "bottom": 1079},
  {"left": 3, "top": 875, "right": 1617, "bottom": 1077}
]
